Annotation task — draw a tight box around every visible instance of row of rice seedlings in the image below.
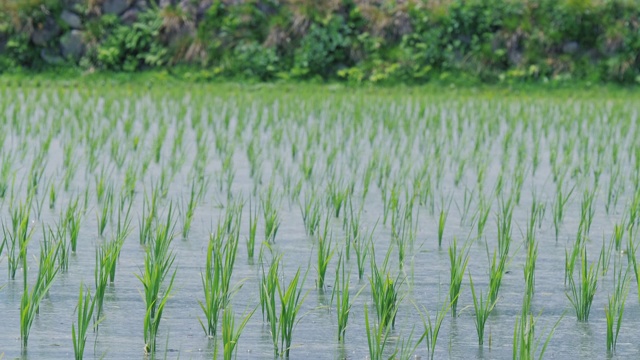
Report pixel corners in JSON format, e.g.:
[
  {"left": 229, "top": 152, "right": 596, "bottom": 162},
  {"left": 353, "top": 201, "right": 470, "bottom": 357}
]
[
  {"left": 369, "top": 245, "right": 402, "bottom": 330},
  {"left": 137, "top": 206, "right": 177, "bottom": 355},
  {"left": 566, "top": 244, "right": 600, "bottom": 322},
  {"left": 468, "top": 273, "right": 496, "bottom": 345},
  {"left": 604, "top": 256, "right": 630, "bottom": 352},
  {"left": 72, "top": 284, "right": 100, "bottom": 360},
  {"left": 449, "top": 237, "right": 470, "bottom": 316}
]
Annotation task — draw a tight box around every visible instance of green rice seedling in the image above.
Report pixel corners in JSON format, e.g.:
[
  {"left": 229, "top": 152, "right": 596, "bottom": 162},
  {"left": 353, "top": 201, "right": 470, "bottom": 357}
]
[
  {"left": 4, "top": 202, "right": 34, "bottom": 280},
  {"left": 331, "top": 252, "right": 363, "bottom": 341},
  {"left": 181, "top": 180, "right": 199, "bottom": 239},
  {"left": 627, "top": 232, "right": 640, "bottom": 303},
  {"left": 137, "top": 206, "right": 177, "bottom": 355},
  {"left": 469, "top": 273, "right": 496, "bottom": 345},
  {"left": 396, "top": 326, "right": 424, "bottom": 360},
  {"left": 611, "top": 222, "right": 624, "bottom": 253},
  {"left": 512, "top": 294, "right": 562, "bottom": 360},
  {"left": 246, "top": 199, "right": 258, "bottom": 260},
  {"left": 354, "top": 222, "right": 374, "bottom": 280},
  {"left": 328, "top": 179, "right": 350, "bottom": 218},
  {"left": 381, "top": 181, "right": 399, "bottom": 226},
  {"left": 96, "top": 185, "right": 114, "bottom": 237},
  {"left": 605, "top": 165, "right": 621, "bottom": 214},
  {"left": 391, "top": 204, "right": 417, "bottom": 268},
  {"left": 524, "top": 240, "right": 538, "bottom": 302},
  {"left": 564, "top": 234, "right": 583, "bottom": 287},
  {"left": 72, "top": 284, "right": 100, "bottom": 360},
  {"left": 316, "top": 216, "right": 334, "bottom": 289},
  {"left": 364, "top": 303, "right": 396, "bottom": 360},
  {"left": 21, "top": 245, "right": 59, "bottom": 350},
  {"left": 578, "top": 188, "right": 596, "bottom": 238},
  {"left": 276, "top": 267, "right": 307, "bottom": 357},
  {"left": 369, "top": 245, "right": 402, "bottom": 329},
  {"left": 487, "top": 246, "right": 508, "bottom": 304},
  {"left": 65, "top": 197, "right": 82, "bottom": 253},
  {"left": 418, "top": 298, "right": 450, "bottom": 360},
  {"left": 262, "top": 189, "right": 280, "bottom": 244},
  {"left": 525, "top": 198, "right": 545, "bottom": 248},
  {"left": 496, "top": 195, "right": 513, "bottom": 259},
  {"left": 49, "top": 183, "right": 56, "bottom": 209},
  {"left": 599, "top": 234, "right": 615, "bottom": 276},
  {"left": 474, "top": 193, "right": 492, "bottom": 241},
  {"left": 138, "top": 187, "right": 159, "bottom": 245},
  {"left": 437, "top": 196, "right": 452, "bottom": 248},
  {"left": 221, "top": 306, "right": 255, "bottom": 360},
  {"left": 566, "top": 245, "right": 600, "bottom": 321},
  {"left": 0, "top": 151, "right": 14, "bottom": 198},
  {"left": 605, "top": 257, "right": 630, "bottom": 352},
  {"left": 553, "top": 183, "right": 574, "bottom": 241},
  {"left": 300, "top": 194, "right": 322, "bottom": 236},
  {"left": 449, "top": 237, "right": 470, "bottom": 316},
  {"left": 199, "top": 219, "right": 241, "bottom": 337}
]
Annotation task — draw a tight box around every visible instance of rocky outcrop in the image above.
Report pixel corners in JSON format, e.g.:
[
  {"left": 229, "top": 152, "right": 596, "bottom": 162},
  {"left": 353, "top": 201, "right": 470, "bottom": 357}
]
[
  {"left": 103, "top": 0, "right": 134, "bottom": 15},
  {"left": 31, "top": 17, "right": 61, "bottom": 46},
  {"left": 61, "top": 10, "right": 83, "bottom": 29},
  {"left": 60, "top": 30, "right": 85, "bottom": 60}
]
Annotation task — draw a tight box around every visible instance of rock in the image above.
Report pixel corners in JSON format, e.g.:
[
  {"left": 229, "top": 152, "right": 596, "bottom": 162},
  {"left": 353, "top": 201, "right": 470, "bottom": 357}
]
[
  {"left": 40, "top": 48, "right": 64, "bottom": 65},
  {"left": 562, "top": 41, "right": 579, "bottom": 54},
  {"left": 102, "top": 0, "right": 133, "bottom": 15},
  {"left": 60, "top": 30, "right": 85, "bottom": 60},
  {"left": 121, "top": 8, "right": 139, "bottom": 25},
  {"left": 31, "top": 17, "right": 61, "bottom": 46},
  {"left": 60, "top": 10, "right": 82, "bottom": 29}
]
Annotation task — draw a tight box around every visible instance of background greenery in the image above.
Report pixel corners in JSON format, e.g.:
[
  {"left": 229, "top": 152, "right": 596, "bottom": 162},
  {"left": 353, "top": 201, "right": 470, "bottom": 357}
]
[{"left": 1, "top": 0, "right": 639, "bottom": 84}]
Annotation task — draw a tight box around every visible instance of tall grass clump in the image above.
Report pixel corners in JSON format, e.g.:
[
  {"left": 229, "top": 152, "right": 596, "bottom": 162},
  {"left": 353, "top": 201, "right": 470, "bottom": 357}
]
[
  {"left": 449, "top": 238, "right": 470, "bottom": 316},
  {"left": 137, "top": 206, "right": 177, "bottom": 355}
]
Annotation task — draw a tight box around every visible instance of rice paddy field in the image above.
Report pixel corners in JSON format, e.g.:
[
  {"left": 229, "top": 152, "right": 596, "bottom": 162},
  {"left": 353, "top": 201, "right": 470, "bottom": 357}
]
[{"left": 1, "top": 83, "right": 640, "bottom": 359}]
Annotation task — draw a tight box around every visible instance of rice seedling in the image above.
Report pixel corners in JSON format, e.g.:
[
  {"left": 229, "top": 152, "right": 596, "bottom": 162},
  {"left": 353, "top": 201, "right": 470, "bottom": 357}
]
[
  {"left": 364, "top": 303, "right": 396, "bottom": 360},
  {"left": 473, "top": 193, "right": 492, "bottom": 241},
  {"left": 449, "top": 237, "right": 470, "bottom": 316},
  {"left": 328, "top": 179, "right": 350, "bottom": 218},
  {"left": 469, "top": 273, "right": 496, "bottom": 345},
  {"left": 605, "top": 257, "right": 630, "bottom": 352},
  {"left": 315, "top": 216, "right": 334, "bottom": 290},
  {"left": 487, "top": 246, "right": 508, "bottom": 304},
  {"left": 566, "top": 245, "right": 600, "bottom": 321},
  {"left": 137, "top": 205, "right": 177, "bottom": 355},
  {"left": 300, "top": 194, "right": 322, "bottom": 237},
  {"left": 418, "top": 298, "right": 450, "bottom": 360},
  {"left": 181, "top": 179, "right": 200, "bottom": 239},
  {"left": 21, "top": 243, "right": 59, "bottom": 351},
  {"left": 512, "top": 295, "right": 562, "bottom": 359},
  {"left": 4, "top": 202, "right": 34, "bottom": 280},
  {"left": 331, "top": 252, "right": 363, "bottom": 341},
  {"left": 496, "top": 195, "right": 514, "bottom": 259},
  {"left": 396, "top": 326, "right": 424, "bottom": 360},
  {"left": 553, "top": 183, "right": 574, "bottom": 241},
  {"left": 369, "top": 245, "right": 402, "bottom": 329},
  {"left": 437, "top": 196, "right": 452, "bottom": 248},
  {"left": 65, "top": 197, "right": 82, "bottom": 253},
  {"left": 221, "top": 306, "right": 255, "bottom": 360},
  {"left": 353, "top": 222, "right": 374, "bottom": 281},
  {"left": 72, "top": 284, "right": 100, "bottom": 360},
  {"left": 246, "top": 199, "right": 258, "bottom": 260},
  {"left": 49, "top": 183, "right": 56, "bottom": 209},
  {"left": 578, "top": 188, "right": 596, "bottom": 238},
  {"left": 262, "top": 189, "right": 280, "bottom": 244},
  {"left": 96, "top": 185, "right": 114, "bottom": 237}
]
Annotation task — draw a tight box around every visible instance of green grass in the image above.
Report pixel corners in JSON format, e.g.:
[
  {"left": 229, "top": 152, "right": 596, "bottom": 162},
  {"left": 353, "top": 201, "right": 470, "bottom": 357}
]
[
  {"left": 605, "top": 257, "right": 630, "bottom": 352},
  {"left": 449, "top": 238, "right": 470, "bottom": 317},
  {"left": 221, "top": 306, "right": 255, "bottom": 360},
  {"left": 72, "top": 284, "right": 100, "bottom": 360},
  {"left": 469, "top": 273, "right": 496, "bottom": 346},
  {"left": 369, "top": 245, "right": 402, "bottom": 330},
  {"left": 566, "top": 245, "right": 600, "bottom": 322}
]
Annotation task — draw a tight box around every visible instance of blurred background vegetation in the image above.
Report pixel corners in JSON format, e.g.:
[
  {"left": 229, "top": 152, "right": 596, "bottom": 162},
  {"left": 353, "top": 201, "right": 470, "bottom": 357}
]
[{"left": 0, "top": 0, "right": 638, "bottom": 84}]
